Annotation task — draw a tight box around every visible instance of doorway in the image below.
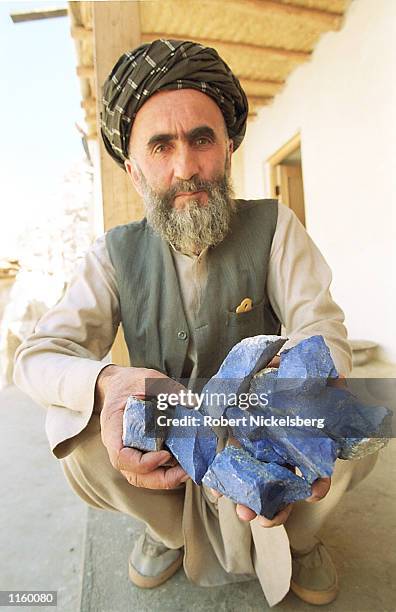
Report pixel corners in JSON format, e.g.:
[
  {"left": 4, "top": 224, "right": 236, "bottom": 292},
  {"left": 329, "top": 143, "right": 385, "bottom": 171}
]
[{"left": 267, "top": 134, "right": 306, "bottom": 227}]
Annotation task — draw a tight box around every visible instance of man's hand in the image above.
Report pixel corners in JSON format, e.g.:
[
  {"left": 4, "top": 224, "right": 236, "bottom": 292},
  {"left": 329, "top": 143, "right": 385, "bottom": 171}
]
[
  {"left": 95, "top": 365, "right": 189, "bottom": 490},
  {"left": 237, "top": 476, "right": 331, "bottom": 527},
  {"left": 210, "top": 476, "right": 331, "bottom": 527}
]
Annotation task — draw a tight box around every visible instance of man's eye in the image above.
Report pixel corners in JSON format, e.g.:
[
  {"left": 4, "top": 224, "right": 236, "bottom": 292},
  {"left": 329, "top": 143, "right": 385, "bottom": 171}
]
[
  {"left": 153, "top": 144, "right": 168, "bottom": 154},
  {"left": 195, "top": 137, "right": 212, "bottom": 146}
]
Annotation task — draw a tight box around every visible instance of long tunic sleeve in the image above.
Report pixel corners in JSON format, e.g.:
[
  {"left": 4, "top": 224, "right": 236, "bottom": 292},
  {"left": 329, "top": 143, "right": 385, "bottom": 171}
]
[{"left": 13, "top": 235, "right": 120, "bottom": 457}]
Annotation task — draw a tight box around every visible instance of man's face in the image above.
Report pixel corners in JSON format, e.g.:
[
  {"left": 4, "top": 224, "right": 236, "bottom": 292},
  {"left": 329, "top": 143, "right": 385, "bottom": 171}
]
[
  {"left": 124, "top": 89, "right": 235, "bottom": 254},
  {"left": 125, "top": 89, "right": 233, "bottom": 208}
]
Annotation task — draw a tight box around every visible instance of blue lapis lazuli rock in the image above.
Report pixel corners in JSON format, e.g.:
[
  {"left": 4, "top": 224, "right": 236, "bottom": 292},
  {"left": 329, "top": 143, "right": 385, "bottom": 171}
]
[
  {"left": 252, "top": 376, "right": 392, "bottom": 462},
  {"left": 275, "top": 335, "right": 338, "bottom": 393},
  {"left": 122, "top": 397, "right": 160, "bottom": 451},
  {"left": 165, "top": 404, "right": 217, "bottom": 485},
  {"left": 297, "top": 386, "right": 392, "bottom": 459},
  {"left": 228, "top": 402, "right": 337, "bottom": 483},
  {"left": 201, "top": 335, "right": 286, "bottom": 419},
  {"left": 242, "top": 437, "right": 288, "bottom": 464},
  {"left": 226, "top": 406, "right": 287, "bottom": 464},
  {"left": 202, "top": 446, "right": 311, "bottom": 519},
  {"left": 263, "top": 430, "right": 338, "bottom": 484}
]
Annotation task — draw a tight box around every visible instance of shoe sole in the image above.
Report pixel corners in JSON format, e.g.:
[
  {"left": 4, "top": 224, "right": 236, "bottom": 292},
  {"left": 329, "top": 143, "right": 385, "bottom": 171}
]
[
  {"left": 129, "top": 552, "right": 183, "bottom": 589},
  {"left": 290, "top": 578, "right": 339, "bottom": 606}
]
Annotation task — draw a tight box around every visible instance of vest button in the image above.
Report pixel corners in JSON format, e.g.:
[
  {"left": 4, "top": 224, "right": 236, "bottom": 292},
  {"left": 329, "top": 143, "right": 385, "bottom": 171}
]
[{"left": 177, "top": 330, "right": 188, "bottom": 341}]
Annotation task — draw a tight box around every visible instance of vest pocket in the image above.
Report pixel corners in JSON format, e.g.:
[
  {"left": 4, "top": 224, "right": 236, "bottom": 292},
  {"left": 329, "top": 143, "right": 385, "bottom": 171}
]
[{"left": 226, "top": 297, "right": 266, "bottom": 337}]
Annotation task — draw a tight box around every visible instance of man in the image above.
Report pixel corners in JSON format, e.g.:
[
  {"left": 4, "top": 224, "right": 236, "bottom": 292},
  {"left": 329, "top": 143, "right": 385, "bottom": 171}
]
[{"left": 14, "top": 40, "right": 376, "bottom": 607}]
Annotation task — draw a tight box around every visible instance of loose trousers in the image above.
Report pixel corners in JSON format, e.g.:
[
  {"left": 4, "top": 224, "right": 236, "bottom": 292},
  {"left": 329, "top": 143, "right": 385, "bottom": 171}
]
[{"left": 61, "top": 413, "right": 377, "bottom": 606}]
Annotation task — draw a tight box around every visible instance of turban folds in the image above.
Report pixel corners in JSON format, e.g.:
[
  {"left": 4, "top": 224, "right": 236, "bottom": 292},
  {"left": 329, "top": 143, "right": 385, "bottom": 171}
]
[{"left": 101, "top": 39, "right": 249, "bottom": 169}]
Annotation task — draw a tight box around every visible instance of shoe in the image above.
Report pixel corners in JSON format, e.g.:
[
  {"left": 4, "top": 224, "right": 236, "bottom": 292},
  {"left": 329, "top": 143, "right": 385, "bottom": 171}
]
[
  {"left": 128, "top": 530, "right": 183, "bottom": 588},
  {"left": 290, "top": 540, "right": 339, "bottom": 605}
]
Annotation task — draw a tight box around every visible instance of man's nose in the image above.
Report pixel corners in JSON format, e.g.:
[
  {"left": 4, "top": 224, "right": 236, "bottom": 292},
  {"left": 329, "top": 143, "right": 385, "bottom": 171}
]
[{"left": 173, "top": 145, "right": 200, "bottom": 181}]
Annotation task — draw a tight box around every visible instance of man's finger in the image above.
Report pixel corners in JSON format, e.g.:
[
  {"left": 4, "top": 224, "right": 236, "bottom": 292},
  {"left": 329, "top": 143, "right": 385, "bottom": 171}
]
[
  {"left": 267, "top": 355, "right": 280, "bottom": 368},
  {"left": 236, "top": 504, "right": 257, "bottom": 521},
  {"left": 256, "top": 504, "right": 293, "bottom": 528},
  {"left": 327, "top": 374, "right": 347, "bottom": 390},
  {"left": 145, "top": 374, "right": 188, "bottom": 402},
  {"left": 306, "top": 477, "right": 331, "bottom": 502},
  {"left": 121, "top": 464, "right": 189, "bottom": 489},
  {"left": 117, "top": 447, "right": 172, "bottom": 474},
  {"left": 162, "top": 465, "right": 190, "bottom": 489},
  {"left": 100, "top": 407, "right": 124, "bottom": 468},
  {"left": 209, "top": 488, "right": 223, "bottom": 500}
]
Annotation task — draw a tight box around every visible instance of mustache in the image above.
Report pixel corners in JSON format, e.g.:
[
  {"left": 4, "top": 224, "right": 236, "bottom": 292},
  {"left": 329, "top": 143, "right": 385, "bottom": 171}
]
[{"left": 160, "top": 177, "right": 218, "bottom": 203}]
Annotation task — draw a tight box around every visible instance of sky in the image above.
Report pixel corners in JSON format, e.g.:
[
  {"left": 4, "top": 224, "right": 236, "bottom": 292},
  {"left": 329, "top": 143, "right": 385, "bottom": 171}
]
[{"left": 0, "top": 1, "right": 84, "bottom": 257}]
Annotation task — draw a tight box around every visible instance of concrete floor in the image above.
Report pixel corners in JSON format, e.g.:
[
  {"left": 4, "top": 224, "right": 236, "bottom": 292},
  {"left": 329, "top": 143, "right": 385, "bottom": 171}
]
[{"left": 0, "top": 385, "right": 86, "bottom": 612}]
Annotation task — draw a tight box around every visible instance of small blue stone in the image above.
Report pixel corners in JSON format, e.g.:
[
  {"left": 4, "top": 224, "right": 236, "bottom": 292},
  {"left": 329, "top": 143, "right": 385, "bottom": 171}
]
[
  {"left": 122, "top": 397, "right": 159, "bottom": 451},
  {"left": 202, "top": 446, "right": 311, "bottom": 519},
  {"left": 276, "top": 335, "right": 338, "bottom": 392},
  {"left": 226, "top": 406, "right": 286, "bottom": 464},
  {"left": 264, "top": 431, "right": 338, "bottom": 483}
]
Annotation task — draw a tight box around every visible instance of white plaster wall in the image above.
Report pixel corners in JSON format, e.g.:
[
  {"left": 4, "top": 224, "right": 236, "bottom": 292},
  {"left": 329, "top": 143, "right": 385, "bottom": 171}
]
[{"left": 241, "top": 0, "right": 396, "bottom": 362}]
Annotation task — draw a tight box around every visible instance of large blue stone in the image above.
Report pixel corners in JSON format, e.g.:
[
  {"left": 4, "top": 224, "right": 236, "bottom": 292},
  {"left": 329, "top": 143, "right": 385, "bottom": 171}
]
[
  {"left": 297, "top": 386, "right": 392, "bottom": 459},
  {"left": 165, "top": 405, "right": 217, "bottom": 484},
  {"left": 202, "top": 446, "right": 311, "bottom": 519},
  {"left": 228, "top": 404, "right": 337, "bottom": 483},
  {"left": 201, "top": 335, "right": 286, "bottom": 419},
  {"left": 250, "top": 352, "right": 392, "bottom": 464},
  {"left": 122, "top": 397, "right": 161, "bottom": 451}
]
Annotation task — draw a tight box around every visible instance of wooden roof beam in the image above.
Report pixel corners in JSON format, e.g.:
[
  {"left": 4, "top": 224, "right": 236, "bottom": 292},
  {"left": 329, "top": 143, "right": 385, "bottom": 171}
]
[
  {"left": 81, "top": 98, "right": 96, "bottom": 111},
  {"left": 141, "top": 33, "right": 311, "bottom": 62},
  {"left": 77, "top": 65, "right": 94, "bottom": 78},
  {"left": 71, "top": 25, "right": 93, "bottom": 40},
  {"left": 10, "top": 7, "right": 68, "bottom": 23},
  {"left": 223, "top": 0, "right": 343, "bottom": 29}
]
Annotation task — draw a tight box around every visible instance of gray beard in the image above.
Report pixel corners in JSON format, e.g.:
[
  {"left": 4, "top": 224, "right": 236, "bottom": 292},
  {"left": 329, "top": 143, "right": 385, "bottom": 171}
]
[{"left": 137, "top": 170, "right": 236, "bottom": 255}]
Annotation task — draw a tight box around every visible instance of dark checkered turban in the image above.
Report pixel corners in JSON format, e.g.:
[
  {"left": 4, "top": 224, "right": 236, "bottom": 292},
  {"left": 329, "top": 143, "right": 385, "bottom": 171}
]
[{"left": 101, "top": 39, "right": 249, "bottom": 169}]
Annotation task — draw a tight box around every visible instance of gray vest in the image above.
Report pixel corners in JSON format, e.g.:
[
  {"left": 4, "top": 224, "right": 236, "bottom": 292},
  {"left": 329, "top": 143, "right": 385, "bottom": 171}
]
[{"left": 106, "top": 199, "right": 280, "bottom": 380}]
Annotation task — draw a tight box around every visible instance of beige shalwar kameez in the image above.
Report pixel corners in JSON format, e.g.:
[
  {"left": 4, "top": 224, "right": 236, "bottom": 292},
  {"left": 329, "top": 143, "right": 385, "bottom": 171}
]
[{"left": 14, "top": 203, "right": 376, "bottom": 606}]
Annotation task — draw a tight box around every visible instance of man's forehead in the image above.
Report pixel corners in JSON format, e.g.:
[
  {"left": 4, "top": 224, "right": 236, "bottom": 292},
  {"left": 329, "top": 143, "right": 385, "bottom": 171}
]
[{"left": 131, "top": 89, "right": 226, "bottom": 141}]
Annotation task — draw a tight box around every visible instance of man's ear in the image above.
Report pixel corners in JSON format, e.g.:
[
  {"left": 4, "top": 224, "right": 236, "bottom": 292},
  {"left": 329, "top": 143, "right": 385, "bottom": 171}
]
[
  {"left": 228, "top": 139, "right": 234, "bottom": 157},
  {"left": 226, "top": 139, "right": 234, "bottom": 171},
  {"left": 124, "top": 158, "right": 144, "bottom": 196}
]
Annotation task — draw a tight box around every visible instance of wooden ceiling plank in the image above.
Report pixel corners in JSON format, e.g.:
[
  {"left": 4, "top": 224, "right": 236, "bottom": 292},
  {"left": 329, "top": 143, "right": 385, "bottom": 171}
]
[
  {"left": 141, "top": 33, "right": 311, "bottom": 61},
  {"left": 77, "top": 72, "right": 284, "bottom": 98},
  {"left": 220, "top": 0, "right": 343, "bottom": 29},
  {"left": 241, "top": 77, "right": 285, "bottom": 86},
  {"left": 239, "top": 78, "right": 284, "bottom": 95},
  {"left": 248, "top": 95, "right": 273, "bottom": 106}
]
